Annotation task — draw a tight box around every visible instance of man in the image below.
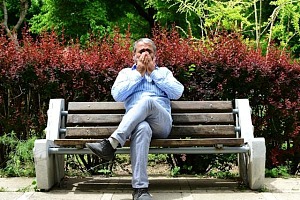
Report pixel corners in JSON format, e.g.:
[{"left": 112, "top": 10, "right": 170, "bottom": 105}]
[{"left": 86, "top": 38, "right": 184, "bottom": 200}]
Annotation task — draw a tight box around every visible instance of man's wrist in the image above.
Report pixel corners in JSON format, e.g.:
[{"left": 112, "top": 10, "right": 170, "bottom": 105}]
[
  {"left": 147, "top": 64, "right": 156, "bottom": 74},
  {"left": 132, "top": 69, "right": 144, "bottom": 80},
  {"left": 149, "top": 67, "right": 160, "bottom": 79}
]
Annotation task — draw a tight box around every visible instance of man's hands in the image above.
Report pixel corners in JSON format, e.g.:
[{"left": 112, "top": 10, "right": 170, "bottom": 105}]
[{"left": 136, "top": 52, "right": 155, "bottom": 76}]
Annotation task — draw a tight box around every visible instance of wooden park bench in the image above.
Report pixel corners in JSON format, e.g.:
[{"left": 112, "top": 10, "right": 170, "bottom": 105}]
[{"left": 34, "top": 99, "right": 266, "bottom": 191}]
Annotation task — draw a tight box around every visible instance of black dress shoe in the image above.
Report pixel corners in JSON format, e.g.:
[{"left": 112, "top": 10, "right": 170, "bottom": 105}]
[
  {"left": 86, "top": 139, "right": 116, "bottom": 161},
  {"left": 132, "top": 188, "right": 152, "bottom": 200}
]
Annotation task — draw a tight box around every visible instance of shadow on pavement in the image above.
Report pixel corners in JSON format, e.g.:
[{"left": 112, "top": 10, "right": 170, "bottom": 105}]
[{"left": 53, "top": 176, "right": 245, "bottom": 193}]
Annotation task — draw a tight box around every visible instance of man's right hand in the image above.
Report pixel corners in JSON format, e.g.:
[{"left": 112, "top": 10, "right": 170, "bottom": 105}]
[
  {"left": 136, "top": 62, "right": 146, "bottom": 76},
  {"left": 136, "top": 52, "right": 149, "bottom": 76}
]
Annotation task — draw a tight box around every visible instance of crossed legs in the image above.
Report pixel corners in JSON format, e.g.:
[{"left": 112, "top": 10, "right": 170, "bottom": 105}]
[{"left": 111, "top": 97, "right": 172, "bottom": 188}]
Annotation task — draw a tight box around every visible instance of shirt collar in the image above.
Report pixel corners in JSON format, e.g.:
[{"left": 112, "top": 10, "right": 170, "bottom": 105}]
[{"left": 132, "top": 64, "right": 137, "bottom": 70}]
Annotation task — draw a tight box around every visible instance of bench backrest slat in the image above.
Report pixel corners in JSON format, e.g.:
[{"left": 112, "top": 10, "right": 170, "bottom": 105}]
[
  {"left": 67, "top": 101, "right": 233, "bottom": 113},
  {"left": 68, "top": 102, "right": 125, "bottom": 114},
  {"left": 65, "top": 101, "right": 237, "bottom": 141},
  {"left": 171, "top": 101, "right": 232, "bottom": 112}
]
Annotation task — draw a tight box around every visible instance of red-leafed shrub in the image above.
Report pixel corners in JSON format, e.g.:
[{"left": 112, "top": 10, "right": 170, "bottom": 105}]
[{"left": 0, "top": 27, "right": 299, "bottom": 173}]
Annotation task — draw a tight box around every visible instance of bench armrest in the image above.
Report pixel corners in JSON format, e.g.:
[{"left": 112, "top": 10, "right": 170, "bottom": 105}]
[
  {"left": 235, "top": 99, "right": 254, "bottom": 143},
  {"left": 46, "top": 99, "right": 65, "bottom": 140}
]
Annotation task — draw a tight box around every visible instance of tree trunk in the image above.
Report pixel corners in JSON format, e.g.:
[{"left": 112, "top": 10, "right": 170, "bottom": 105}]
[{"left": 1, "top": 0, "right": 29, "bottom": 46}]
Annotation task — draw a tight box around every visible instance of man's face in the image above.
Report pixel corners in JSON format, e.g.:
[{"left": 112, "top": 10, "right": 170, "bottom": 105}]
[{"left": 133, "top": 42, "right": 155, "bottom": 63}]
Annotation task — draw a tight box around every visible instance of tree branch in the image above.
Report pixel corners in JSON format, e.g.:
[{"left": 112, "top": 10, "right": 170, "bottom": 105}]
[
  {"left": 127, "top": 0, "right": 155, "bottom": 29},
  {"left": 13, "top": 0, "right": 29, "bottom": 32},
  {"left": 1, "top": 0, "right": 11, "bottom": 36}
]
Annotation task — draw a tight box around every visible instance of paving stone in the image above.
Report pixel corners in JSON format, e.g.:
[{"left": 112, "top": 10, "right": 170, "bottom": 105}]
[{"left": 0, "top": 177, "right": 299, "bottom": 200}]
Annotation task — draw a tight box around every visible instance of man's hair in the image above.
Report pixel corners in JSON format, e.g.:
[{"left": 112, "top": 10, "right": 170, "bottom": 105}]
[{"left": 133, "top": 38, "right": 157, "bottom": 53}]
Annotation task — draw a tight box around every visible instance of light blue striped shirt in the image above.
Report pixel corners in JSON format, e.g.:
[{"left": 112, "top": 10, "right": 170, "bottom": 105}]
[{"left": 111, "top": 65, "right": 184, "bottom": 114}]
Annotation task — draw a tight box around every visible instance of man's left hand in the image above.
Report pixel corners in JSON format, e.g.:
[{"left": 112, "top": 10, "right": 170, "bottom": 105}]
[{"left": 146, "top": 56, "right": 156, "bottom": 74}]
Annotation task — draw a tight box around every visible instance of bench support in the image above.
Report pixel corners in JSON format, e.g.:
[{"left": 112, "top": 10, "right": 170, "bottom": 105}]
[
  {"left": 248, "top": 138, "right": 266, "bottom": 189},
  {"left": 34, "top": 99, "right": 65, "bottom": 191},
  {"left": 235, "top": 99, "right": 266, "bottom": 190},
  {"left": 48, "top": 146, "right": 250, "bottom": 154},
  {"left": 33, "top": 139, "right": 64, "bottom": 191}
]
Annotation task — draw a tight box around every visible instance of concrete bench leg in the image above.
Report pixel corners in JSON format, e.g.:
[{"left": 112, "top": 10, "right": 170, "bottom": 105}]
[
  {"left": 247, "top": 138, "right": 266, "bottom": 189},
  {"left": 235, "top": 99, "right": 266, "bottom": 189},
  {"left": 33, "top": 139, "right": 65, "bottom": 191}
]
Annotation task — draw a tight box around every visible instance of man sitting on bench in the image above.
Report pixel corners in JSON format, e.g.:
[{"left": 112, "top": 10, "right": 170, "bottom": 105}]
[{"left": 86, "top": 38, "right": 184, "bottom": 200}]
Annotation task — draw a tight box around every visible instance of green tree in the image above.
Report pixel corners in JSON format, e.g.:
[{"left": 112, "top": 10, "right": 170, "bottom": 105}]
[
  {"left": 266, "top": 0, "right": 300, "bottom": 55},
  {"left": 145, "top": 0, "right": 194, "bottom": 36},
  {"left": 29, "top": 0, "right": 109, "bottom": 39},
  {"left": 161, "top": 0, "right": 253, "bottom": 38},
  {"left": 29, "top": 0, "right": 157, "bottom": 40},
  {"left": 2, "top": 0, "right": 300, "bottom": 56},
  {"left": 103, "top": 0, "right": 155, "bottom": 39},
  {"left": 161, "top": 0, "right": 300, "bottom": 57}
]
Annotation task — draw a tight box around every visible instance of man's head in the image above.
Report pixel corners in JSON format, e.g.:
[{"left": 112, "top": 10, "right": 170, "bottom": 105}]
[
  {"left": 133, "top": 38, "right": 156, "bottom": 63},
  {"left": 133, "top": 38, "right": 156, "bottom": 53}
]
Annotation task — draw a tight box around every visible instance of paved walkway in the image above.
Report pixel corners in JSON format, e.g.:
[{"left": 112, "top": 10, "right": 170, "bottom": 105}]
[{"left": 0, "top": 176, "right": 300, "bottom": 200}]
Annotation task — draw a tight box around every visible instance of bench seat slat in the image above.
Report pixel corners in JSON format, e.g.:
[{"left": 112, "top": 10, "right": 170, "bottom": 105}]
[
  {"left": 68, "top": 101, "right": 233, "bottom": 114},
  {"left": 65, "top": 125, "right": 236, "bottom": 138},
  {"left": 66, "top": 113, "right": 235, "bottom": 125},
  {"left": 54, "top": 138, "right": 244, "bottom": 147}
]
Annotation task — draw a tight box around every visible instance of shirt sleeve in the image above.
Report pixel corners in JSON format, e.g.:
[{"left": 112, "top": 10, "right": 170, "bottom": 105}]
[
  {"left": 111, "top": 68, "right": 143, "bottom": 102},
  {"left": 150, "top": 67, "right": 184, "bottom": 100}
]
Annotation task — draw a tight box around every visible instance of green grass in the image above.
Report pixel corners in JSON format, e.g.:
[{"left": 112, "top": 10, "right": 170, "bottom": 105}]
[{"left": 265, "top": 166, "right": 291, "bottom": 178}]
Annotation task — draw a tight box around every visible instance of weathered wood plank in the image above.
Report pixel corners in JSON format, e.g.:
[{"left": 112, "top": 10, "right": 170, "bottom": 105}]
[
  {"left": 65, "top": 125, "right": 236, "bottom": 138},
  {"left": 54, "top": 138, "right": 244, "bottom": 147},
  {"left": 171, "top": 101, "right": 233, "bottom": 112},
  {"left": 67, "top": 114, "right": 123, "bottom": 125},
  {"left": 66, "top": 113, "right": 234, "bottom": 125},
  {"left": 171, "top": 125, "right": 236, "bottom": 137},
  {"left": 68, "top": 101, "right": 233, "bottom": 114},
  {"left": 66, "top": 127, "right": 116, "bottom": 138},
  {"left": 68, "top": 102, "right": 125, "bottom": 114},
  {"left": 151, "top": 138, "right": 244, "bottom": 147},
  {"left": 172, "top": 113, "right": 234, "bottom": 124}
]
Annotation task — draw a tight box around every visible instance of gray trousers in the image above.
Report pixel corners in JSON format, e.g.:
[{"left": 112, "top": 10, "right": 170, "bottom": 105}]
[{"left": 111, "top": 97, "right": 172, "bottom": 188}]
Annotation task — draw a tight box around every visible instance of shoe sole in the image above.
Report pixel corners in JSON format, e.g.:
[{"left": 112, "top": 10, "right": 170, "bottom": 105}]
[{"left": 86, "top": 143, "right": 114, "bottom": 161}]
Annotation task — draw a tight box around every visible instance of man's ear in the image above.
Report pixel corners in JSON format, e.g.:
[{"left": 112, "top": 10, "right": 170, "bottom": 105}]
[{"left": 133, "top": 55, "right": 137, "bottom": 63}]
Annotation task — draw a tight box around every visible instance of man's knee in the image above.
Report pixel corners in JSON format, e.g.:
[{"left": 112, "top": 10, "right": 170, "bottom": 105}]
[
  {"left": 137, "top": 97, "right": 157, "bottom": 111},
  {"left": 133, "top": 121, "right": 152, "bottom": 141},
  {"left": 137, "top": 121, "right": 152, "bottom": 133},
  {"left": 139, "top": 96, "right": 153, "bottom": 104}
]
